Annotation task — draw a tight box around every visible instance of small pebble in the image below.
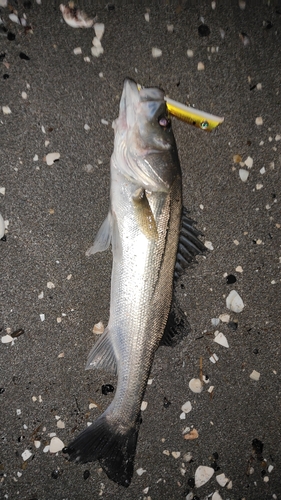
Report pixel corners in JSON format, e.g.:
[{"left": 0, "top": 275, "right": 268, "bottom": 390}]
[
  {"left": 101, "top": 119, "right": 108, "bottom": 125},
  {"left": 152, "top": 47, "right": 162, "bottom": 58},
  {"left": 136, "top": 467, "right": 146, "bottom": 476},
  {"left": 34, "top": 440, "right": 41, "bottom": 448},
  {"left": 172, "top": 451, "right": 181, "bottom": 459},
  {"left": 256, "top": 116, "right": 263, "bottom": 126},
  {"left": 141, "top": 401, "right": 148, "bottom": 411},
  {"left": 204, "top": 241, "right": 213, "bottom": 250},
  {"left": 244, "top": 156, "right": 253, "bottom": 168},
  {"left": 198, "top": 24, "right": 210, "bottom": 37},
  {"left": 144, "top": 12, "right": 149, "bottom": 22},
  {"left": 250, "top": 370, "right": 260, "bottom": 381},
  {"left": 167, "top": 24, "right": 174, "bottom": 33},
  {"left": 2, "top": 106, "right": 11, "bottom": 114},
  {"left": 33, "top": 154, "right": 39, "bottom": 161},
  {"left": 93, "top": 322, "right": 104, "bottom": 334},
  {"left": 73, "top": 47, "right": 82, "bottom": 55},
  {"left": 101, "top": 384, "right": 114, "bottom": 395},
  {"left": 21, "top": 449, "right": 32, "bottom": 461},
  {"left": 83, "top": 470, "right": 90, "bottom": 480},
  {"left": 57, "top": 420, "right": 65, "bottom": 429},
  {"left": 239, "top": 0, "right": 246, "bottom": 9},
  {"left": 84, "top": 124, "right": 90, "bottom": 130},
  {"left": 187, "top": 49, "right": 194, "bottom": 57},
  {"left": 197, "top": 62, "right": 205, "bottom": 71},
  {"left": 184, "top": 428, "right": 199, "bottom": 440},
  {"left": 219, "top": 313, "right": 230, "bottom": 323},
  {"left": 260, "top": 167, "right": 266, "bottom": 174},
  {"left": 256, "top": 183, "right": 263, "bottom": 190},
  {"left": 239, "top": 169, "right": 249, "bottom": 182},
  {"left": 40, "top": 314, "right": 45, "bottom": 322}
]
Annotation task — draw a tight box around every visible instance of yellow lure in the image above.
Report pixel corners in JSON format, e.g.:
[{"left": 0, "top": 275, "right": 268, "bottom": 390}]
[{"left": 164, "top": 96, "right": 224, "bottom": 131}]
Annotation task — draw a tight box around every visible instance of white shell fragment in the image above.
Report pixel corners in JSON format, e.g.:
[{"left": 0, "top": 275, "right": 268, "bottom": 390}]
[
  {"left": 226, "top": 290, "right": 244, "bottom": 313},
  {"left": 144, "top": 12, "right": 149, "bottom": 22},
  {"left": 212, "top": 492, "right": 223, "bottom": 500},
  {"left": 21, "top": 449, "right": 32, "bottom": 461},
  {"left": 136, "top": 467, "right": 146, "bottom": 476},
  {"left": 49, "top": 436, "right": 65, "bottom": 453},
  {"left": 189, "top": 378, "right": 203, "bottom": 393},
  {"left": 57, "top": 420, "right": 65, "bottom": 429},
  {"left": 1, "top": 335, "right": 14, "bottom": 344},
  {"left": 219, "top": 313, "right": 230, "bottom": 323},
  {"left": 59, "top": 4, "right": 94, "bottom": 28},
  {"left": 0, "top": 213, "right": 5, "bottom": 239},
  {"left": 2, "top": 106, "right": 12, "bottom": 115},
  {"left": 239, "top": 168, "right": 249, "bottom": 182},
  {"left": 204, "top": 241, "right": 214, "bottom": 250},
  {"left": 216, "top": 472, "right": 229, "bottom": 486},
  {"left": 172, "top": 451, "right": 181, "bottom": 459},
  {"left": 141, "top": 401, "right": 148, "bottom": 411},
  {"left": 91, "top": 45, "right": 104, "bottom": 57},
  {"left": 9, "top": 13, "right": 21, "bottom": 24},
  {"left": 93, "top": 322, "right": 104, "bottom": 334},
  {"left": 181, "top": 401, "right": 192, "bottom": 413},
  {"left": 152, "top": 47, "right": 162, "bottom": 58},
  {"left": 209, "top": 353, "right": 219, "bottom": 363},
  {"left": 255, "top": 116, "right": 263, "bottom": 126},
  {"left": 73, "top": 47, "right": 82, "bottom": 55},
  {"left": 195, "top": 465, "right": 214, "bottom": 487},
  {"left": 214, "top": 331, "right": 229, "bottom": 348},
  {"left": 250, "top": 370, "right": 260, "bottom": 381},
  {"left": 46, "top": 152, "right": 60, "bottom": 166},
  {"left": 34, "top": 440, "right": 41, "bottom": 449},
  {"left": 94, "top": 22, "right": 105, "bottom": 41},
  {"left": 244, "top": 156, "right": 253, "bottom": 168}
]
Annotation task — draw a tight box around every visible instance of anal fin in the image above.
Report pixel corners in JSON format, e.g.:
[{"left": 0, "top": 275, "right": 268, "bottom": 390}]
[
  {"left": 86, "top": 327, "right": 117, "bottom": 376},
  {"left": 160, "top": 300, "right": 190, "bottom": 347}
]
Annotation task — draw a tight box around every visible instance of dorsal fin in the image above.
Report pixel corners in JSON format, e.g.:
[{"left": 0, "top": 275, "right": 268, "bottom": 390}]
[{"left": 174, "top": 208, "right": 206, "bottom": 280}]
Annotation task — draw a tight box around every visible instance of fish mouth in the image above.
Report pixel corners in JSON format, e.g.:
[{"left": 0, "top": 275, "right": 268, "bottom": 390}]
[{"left": 118, "top": 78, "right": 166, "bottom": 131}]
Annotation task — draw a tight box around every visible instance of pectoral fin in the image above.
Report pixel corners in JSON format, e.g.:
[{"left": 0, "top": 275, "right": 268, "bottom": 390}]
[
  {"left": 86, "top": 212, "right": 113, "bottom": 256},
  {"left": 132, "top": 188, "right": 158, "bottom": 240}
]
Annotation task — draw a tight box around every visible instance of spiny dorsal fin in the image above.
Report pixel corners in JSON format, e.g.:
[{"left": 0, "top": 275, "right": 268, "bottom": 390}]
[{"left": 174, "top": 208, "right": 206, "bottom": 280}]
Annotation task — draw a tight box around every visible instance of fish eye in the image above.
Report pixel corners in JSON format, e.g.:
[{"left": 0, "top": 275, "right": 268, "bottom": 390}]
[{"left": 158, "top": 116, "right": 171, "bottom": 128}]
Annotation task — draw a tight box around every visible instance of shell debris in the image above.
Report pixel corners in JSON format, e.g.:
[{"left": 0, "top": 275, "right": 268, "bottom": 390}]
[
  {"left": 195, "top": 465, "right": 214, "bottom": 487},
  {"left": 59, "top": 4, "right": 95, "bottom": 28},
  {"left": 49, "top": 436, "right": 65, "bottom": 453},
  {"left": 226, "top": 290, "right": 244, "bottom": 313},
  {"left": 46, "top": 152, "right": 60, "bottom": 166},
  {"left": 189, "top": 378, "right": 203, "bottom": 393},
  {"left": 183, "top": 428, "right": 199, "bottom": 440},
  {"left": 250, "top": 370, "right": 260, "bottom": 381},
  {"left": 152, "top": 47, "right": 162, "bottom": 58},
  {"left": 93, "top": 322, "right": 104, "bottom": 334},
  {"left": 214, "top": 331, "right": 229, "bottom": 348}
]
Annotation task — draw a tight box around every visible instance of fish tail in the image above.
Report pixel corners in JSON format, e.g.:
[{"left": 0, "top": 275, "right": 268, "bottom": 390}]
[{"left": 64, "top": 413, "right": 140, "bottom": 487}]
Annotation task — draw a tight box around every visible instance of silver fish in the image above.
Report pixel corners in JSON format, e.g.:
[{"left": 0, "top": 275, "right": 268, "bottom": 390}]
[{"left": 65, "top": 78, "right": 205, "bottom": 486}]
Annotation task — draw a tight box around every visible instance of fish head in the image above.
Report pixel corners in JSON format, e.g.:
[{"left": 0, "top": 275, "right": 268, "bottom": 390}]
[{"left": 112, "top": 78, "right": 181, "bottom": 192}]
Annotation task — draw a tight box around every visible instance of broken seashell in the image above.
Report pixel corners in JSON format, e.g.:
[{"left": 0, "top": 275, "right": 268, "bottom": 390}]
[
  {"left": 189, "top": 378, "right": 203, "bottom": 393},
  {"left": 195, "top": 465, "right": 214, "bottom": 487},
  {"left": 226, "top": 290, "right": 244, "bottom": 313},
  {"left": 59, "top": 4, "right": 95, "bottom": 28}
]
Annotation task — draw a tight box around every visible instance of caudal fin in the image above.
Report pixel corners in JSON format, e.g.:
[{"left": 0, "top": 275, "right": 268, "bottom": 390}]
[{"left": 64, "top": 414, "right": 140, "bottom": 487}]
